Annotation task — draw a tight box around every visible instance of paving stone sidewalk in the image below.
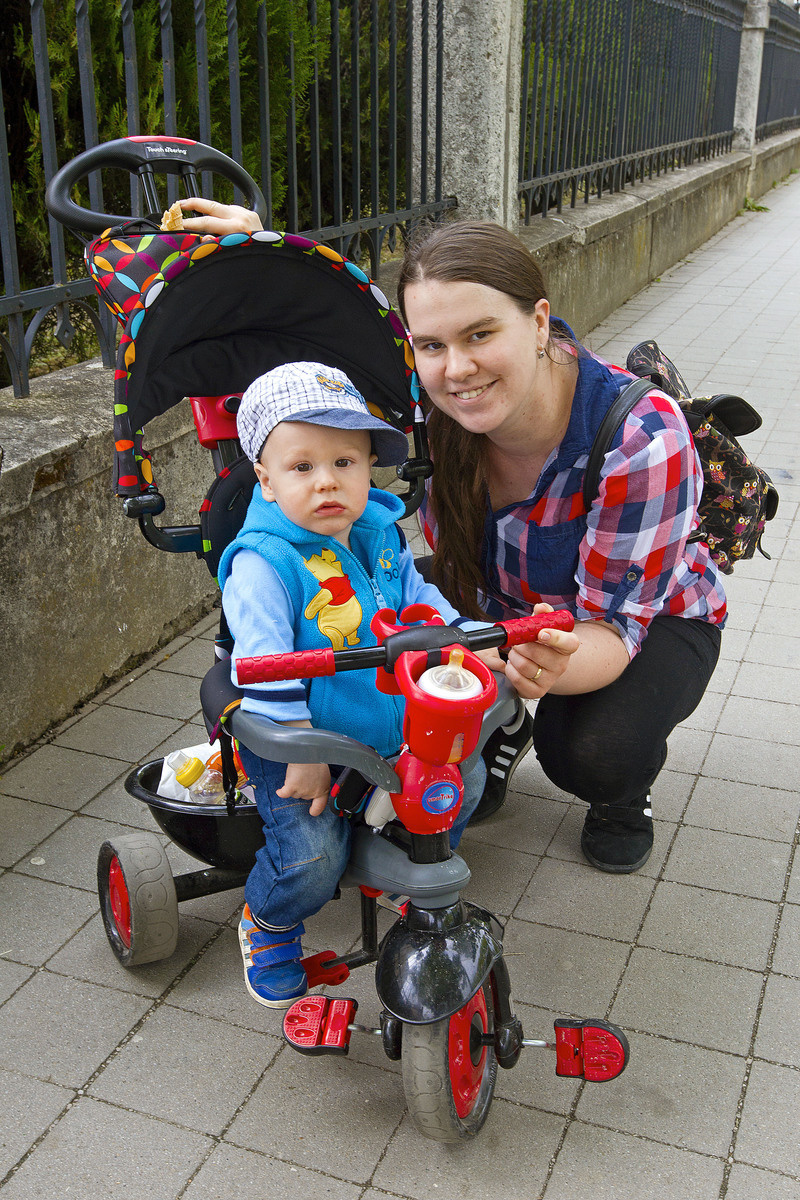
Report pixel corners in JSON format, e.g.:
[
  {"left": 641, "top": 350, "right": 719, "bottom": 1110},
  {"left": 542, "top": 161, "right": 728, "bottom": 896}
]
[{"left": 1, "top": 175, "right": 799, "bottom": 1200}]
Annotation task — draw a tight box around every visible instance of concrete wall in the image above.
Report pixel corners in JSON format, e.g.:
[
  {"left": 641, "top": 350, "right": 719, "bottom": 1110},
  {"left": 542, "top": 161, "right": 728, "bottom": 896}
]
[
  {"left": 2, "top": 131, "right": 800, "bottom": 763},
  {"left": 1, "top": 366, "right": 219, "bottom": 760}
]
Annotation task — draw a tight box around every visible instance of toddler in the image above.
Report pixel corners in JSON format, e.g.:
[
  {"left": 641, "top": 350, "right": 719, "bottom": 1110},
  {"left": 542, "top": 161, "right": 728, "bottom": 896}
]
[{"left": 218, "top": 361, "right": 489, "bottom": 1007}]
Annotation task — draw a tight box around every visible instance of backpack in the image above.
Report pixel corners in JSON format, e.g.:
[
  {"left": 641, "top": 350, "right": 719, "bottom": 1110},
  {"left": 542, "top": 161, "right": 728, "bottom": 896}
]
[{"left": 583, "top": 341, "right": 779, "bottom": 575}]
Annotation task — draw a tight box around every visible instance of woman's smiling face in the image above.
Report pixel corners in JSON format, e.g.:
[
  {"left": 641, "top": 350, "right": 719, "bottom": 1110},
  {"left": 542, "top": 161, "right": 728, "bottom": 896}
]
[{"left": 402, "top": 278, "right": 549, "bottom": 441}]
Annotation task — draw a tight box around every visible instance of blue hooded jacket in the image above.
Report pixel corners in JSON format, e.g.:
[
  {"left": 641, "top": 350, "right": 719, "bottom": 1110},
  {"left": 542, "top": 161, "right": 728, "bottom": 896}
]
[{"left": 218, "top": 486, "right": 419, "bottom": 757}]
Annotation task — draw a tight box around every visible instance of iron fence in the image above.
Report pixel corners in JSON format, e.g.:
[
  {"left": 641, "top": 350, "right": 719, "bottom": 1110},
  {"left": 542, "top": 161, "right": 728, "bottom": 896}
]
[
  {"left": 1, "top": 0, "right": 453, "bottom": 397},
  {"left": 757, "top": 0, "right": 800, "bottom": 140},
  {"left": 519, "top": 0, "right": 747, "bottom": 220}
]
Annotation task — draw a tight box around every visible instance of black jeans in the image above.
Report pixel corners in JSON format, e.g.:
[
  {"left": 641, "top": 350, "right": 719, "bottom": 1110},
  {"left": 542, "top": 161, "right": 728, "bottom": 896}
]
[{"left": 532, "top": 616, "right": 722, "bottom": 810}]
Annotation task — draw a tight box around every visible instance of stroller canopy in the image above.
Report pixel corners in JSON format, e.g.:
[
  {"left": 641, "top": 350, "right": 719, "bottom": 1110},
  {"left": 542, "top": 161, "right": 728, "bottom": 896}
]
[{"left": 86, "top": 227, "right": 419, "bottom": 494}]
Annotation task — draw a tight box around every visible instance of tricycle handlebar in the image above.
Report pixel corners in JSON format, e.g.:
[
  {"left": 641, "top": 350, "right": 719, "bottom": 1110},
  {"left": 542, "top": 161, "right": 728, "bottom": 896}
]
[{"left": 235, "top": 610, "right": 574, "bottom": 686}]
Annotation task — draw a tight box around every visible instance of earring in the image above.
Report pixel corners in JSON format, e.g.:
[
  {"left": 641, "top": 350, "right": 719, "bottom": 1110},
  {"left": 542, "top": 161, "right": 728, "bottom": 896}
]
[{"left": 537, "top": 345, "right": 545, "bottom": 359}]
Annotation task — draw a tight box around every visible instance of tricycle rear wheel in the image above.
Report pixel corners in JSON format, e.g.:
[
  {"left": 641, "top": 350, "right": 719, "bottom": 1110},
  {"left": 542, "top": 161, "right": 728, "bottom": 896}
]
[
  {"left": 401, "top": 980, "right": 497, "bottom": 1141},
  {"left": 97, "top": 833, "right": 179, "bottom": 966}
]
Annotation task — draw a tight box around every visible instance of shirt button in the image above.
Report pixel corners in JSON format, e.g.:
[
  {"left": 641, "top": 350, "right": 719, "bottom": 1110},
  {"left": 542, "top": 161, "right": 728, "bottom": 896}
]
[{"left": 626, "top": 570, "right": 638, "bottom": 583}]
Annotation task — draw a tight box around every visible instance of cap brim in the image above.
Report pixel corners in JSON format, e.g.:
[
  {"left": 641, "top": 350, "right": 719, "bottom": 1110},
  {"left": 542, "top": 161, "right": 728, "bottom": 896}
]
[{"left": 292, "top": 409, "right": 410, "bottom": 466}]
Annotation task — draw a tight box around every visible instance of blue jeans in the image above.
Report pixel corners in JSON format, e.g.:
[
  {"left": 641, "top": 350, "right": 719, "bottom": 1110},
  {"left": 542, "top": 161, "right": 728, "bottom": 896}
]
[{"left": 238, "top": 744, "right": 486, "bottom": 929}]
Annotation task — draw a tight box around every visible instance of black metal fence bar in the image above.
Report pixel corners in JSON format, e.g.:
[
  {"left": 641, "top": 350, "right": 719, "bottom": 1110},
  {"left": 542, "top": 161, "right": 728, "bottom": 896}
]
[
  {"left": 1, "top": 0, "right": 454, "bottom": 397},
  {"left": 757, "top": 1, "right": 800, "bottom": 141},
  {"left": 519, "top": 0, "right": 752, "bottom": 221},
  {"left": 256, "top": 2, "right": 273, "bottom": 226}
]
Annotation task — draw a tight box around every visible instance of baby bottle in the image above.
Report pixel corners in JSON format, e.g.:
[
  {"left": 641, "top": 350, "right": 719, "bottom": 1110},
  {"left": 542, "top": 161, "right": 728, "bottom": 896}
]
[
  {"left": 418, "top": 646, "right": 483, "bottom": 701},
  {"left": 175, "top": 754, "right": 226, "bottom": 805},
  {"left": 417, "top": 647, "right": 483, "bottom": 763}
]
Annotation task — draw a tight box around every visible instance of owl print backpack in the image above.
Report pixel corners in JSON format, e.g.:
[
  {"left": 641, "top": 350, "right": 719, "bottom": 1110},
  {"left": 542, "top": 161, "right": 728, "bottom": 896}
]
[{"left": 584, "top": 341, "right": 780, "bottom": 575}]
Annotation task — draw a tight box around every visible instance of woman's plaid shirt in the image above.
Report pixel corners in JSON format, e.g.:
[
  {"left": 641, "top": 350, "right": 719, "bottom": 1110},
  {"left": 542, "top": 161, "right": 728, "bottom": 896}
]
[{"left": 420, "top": 346, "right": 727, "bottom": 659}]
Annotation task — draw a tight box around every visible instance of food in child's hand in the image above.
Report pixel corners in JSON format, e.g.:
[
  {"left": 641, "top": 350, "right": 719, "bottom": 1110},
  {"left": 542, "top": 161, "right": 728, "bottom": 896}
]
[{"left": 160, "top": 200, "right": 184, "bottom": 231}]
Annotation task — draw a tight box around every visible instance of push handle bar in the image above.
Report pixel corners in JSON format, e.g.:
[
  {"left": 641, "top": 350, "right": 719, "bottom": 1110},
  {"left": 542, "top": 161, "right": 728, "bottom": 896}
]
[
  {"left": 236, "top": 610, "right": 575, "bottom": 686},
  {"left": 45, "top": 135, "right": 268, "bottom": 237}
]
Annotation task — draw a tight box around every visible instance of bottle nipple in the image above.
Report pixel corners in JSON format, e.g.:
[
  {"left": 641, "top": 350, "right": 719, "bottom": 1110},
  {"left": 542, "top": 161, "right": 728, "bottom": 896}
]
[
  {"left": 418, "top": 647, "right": 483, "bottom": 700},
  {"left": 430, "top": 647, "right": 473, "bottom": 691}
]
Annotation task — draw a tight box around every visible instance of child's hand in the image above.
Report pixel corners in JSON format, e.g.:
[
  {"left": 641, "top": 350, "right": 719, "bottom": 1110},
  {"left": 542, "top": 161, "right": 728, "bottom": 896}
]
[{"left": 277, "top": 763, "right": 331, "bottom": 816}]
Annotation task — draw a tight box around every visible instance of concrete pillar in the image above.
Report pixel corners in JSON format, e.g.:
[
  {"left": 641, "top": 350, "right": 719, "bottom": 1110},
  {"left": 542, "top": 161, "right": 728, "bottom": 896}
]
[
  {"left": 733, "top": 0, "right": 770, "bottom": 151},
  {"left": 438, "top": 0, "right": 523, "bottom": 228}
]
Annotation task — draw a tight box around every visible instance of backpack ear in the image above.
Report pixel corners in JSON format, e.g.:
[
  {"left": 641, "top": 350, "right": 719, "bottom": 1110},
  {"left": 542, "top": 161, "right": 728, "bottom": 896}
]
[
  {"left": 698, "top": 394, "right": 762, "bottom": 438},
  {"left": 626, "top": 340, "right": 691, "bottom": 402}
]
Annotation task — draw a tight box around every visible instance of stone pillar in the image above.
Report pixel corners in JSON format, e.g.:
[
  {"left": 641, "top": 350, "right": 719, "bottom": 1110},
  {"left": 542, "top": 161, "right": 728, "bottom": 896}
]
[
  {"left": 439, "top": 0, "right": 523, "bottom": 228},
  {"left": 733, "top": 0, "right": 770, "bottom": 151}
]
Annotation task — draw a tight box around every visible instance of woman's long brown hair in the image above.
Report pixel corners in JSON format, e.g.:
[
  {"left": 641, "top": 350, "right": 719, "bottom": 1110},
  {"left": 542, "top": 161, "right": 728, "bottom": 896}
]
[{"left": 397, "top": 220, "right": 552, "bottom": 618}]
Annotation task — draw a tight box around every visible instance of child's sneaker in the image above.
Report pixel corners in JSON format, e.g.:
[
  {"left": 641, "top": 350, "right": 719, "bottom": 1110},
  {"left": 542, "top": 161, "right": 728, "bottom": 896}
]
[{"left": 238, "top": 904, "right": 308, "bottom": 1008}]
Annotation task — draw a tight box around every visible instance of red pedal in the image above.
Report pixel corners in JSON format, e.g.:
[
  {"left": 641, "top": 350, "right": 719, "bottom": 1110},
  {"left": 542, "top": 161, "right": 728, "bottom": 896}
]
[
  {"left": 554, "top": 1019, "right": 630, "bottom": 1081},
  {"left": 300, "top": 950, "right": 350, "bottom": 987},
  {"left": 283, "top": 995, "right": 358, "bottom": 1055}
]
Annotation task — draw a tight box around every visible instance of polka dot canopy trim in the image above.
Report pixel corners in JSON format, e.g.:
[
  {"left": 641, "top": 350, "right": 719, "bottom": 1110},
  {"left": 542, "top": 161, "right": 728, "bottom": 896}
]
[{"left": 84, "top": 225, "right": 420, "bottom": 496}]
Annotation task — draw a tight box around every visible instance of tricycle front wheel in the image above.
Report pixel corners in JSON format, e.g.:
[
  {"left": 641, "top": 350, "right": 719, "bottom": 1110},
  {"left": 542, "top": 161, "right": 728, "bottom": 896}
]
[
  {"left": 97, "top": 833, "right": 179, "bottom": 966},
  {"left": 401, "top": 980, "right": 497, "bottom": 1141}
]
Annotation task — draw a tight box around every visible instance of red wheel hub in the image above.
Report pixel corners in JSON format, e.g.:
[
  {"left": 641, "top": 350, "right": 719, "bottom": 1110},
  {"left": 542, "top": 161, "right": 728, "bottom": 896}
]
[
  {"left": 108, "top": 856, "right": 132, "bottom": 947},
  {"left": 448, "top": 988, "right": 489, "bottom": 1117}
]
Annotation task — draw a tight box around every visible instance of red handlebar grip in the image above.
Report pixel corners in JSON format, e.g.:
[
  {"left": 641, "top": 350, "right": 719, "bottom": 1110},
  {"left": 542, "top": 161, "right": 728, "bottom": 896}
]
[
  {"left": 497, "top": 610, "right": 575, "bottom": 648},
  {"left": 236, "top": 648, "right": 336, "bottom": 684}
]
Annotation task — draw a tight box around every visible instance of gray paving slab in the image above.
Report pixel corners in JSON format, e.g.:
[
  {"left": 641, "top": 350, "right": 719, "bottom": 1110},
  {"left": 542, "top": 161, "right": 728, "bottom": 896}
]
[
  {"left": 753, "top": 973, "right": 800, "bottom": 1068},
  {"left": 0, "top": 795, "right": 72, "bottom": 867},
  {"left": 0, "top": 971, "right": 150, "bottom": 1087},
  {"left": 685, "top": 776, "right": 798, "bottom": 842},
  {"left": 0, "top": 1097, "right": 211, "bottom": 1200},
  {"left": 662, "top": 825, "right": 792, "bottom": 901},
  {"left": 0, "top": 743, "right": 127, "bottom": 809},
  {"left": 734, "top": 1061, "right": 800, "bottom": 1177},
  {"left": 702, "top": 731, "right": 800, "bottom": 793},
  {"left": 0, "top": 959, "right": 33, "bottom": 1005},
  {"left": 226, "top": 1052, "right": 406, "bottom": 1183},
  {"left": 542, "top": 1123, "right": 726, "bottom": 1199},
  {"left": 0, "top": 872, "right": 97, "bottom": 966},
  {"left": 515, "top": 856, "right": 656, "bottom": 941},
  {"left": 88, "top": 1003, "right": 279, "bottom": 1134},
  {"left": 458, "top": 835, "right": 539, "bottom": 917},
  {"left": 726, "top": 1165, "right": 800, "bottom": 1200},
  {"left": 503, "top": 917, "right": 630, "bottom": 1014},
  {"left": 3, "top": 169, "right": 800, "bottom": 1199},
  {"left": 772, "top": 901, "right": 800, "bottom": 976},
  {"left": 610, "top": 947, "right": 763, "bottom": 1054},
  {"left": 48, "top": 909, "right": 220, "bottom": 997},
  {"left": 182, "top": 1142, "right": 363, "bottom": 1200},
  {"left": 105, "top": 667, "right": 204, "bottom": 720},
  {"left": 574, "top": 1031, "right": 747, "bottom": 1157},
  {"left": 372, "top": 1101, "right": 565, "bottom": 1200},
  {"left": 53, "top": 704, "right": 184, "bottom": 763},
  {"left": 0, "top": 1069, "right": 73, "bottom": 1178},
  {"left": 638, "top": 880, "right": 777, "bottom": 971}
]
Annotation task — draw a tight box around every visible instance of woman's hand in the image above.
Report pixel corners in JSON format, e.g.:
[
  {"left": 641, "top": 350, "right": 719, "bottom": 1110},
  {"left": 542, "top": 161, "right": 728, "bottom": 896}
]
[
  {"left": 499, "top": 603, "right": 581, "bottom": 700},
  {"left": 277, "top": 762, "right": 332, "bottom": 817},
  {"left": 179, "top": 197, "right": 264, "bottom": 236}
]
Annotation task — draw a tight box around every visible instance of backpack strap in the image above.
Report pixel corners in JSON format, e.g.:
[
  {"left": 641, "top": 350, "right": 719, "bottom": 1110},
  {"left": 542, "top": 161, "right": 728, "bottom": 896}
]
[{"left": 582, "top": 378, "right": 654, "bottom": 512}]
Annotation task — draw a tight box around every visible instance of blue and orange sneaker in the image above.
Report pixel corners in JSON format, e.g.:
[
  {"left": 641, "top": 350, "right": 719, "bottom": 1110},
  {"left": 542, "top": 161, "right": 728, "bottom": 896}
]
[{"left": 238, "top": 904, "right": 308, "bottom": 1008}]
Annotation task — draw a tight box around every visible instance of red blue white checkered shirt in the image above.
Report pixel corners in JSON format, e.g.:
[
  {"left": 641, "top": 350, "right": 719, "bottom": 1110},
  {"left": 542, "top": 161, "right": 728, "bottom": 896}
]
[{"left": 419, "top": 345, "right": 727, "bottom": 659}]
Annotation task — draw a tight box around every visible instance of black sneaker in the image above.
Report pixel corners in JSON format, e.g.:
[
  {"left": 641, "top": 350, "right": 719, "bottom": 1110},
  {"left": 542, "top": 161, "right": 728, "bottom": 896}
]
[
  {"left": 472, "top": 705, "right": 534, "bottom": 822},
  {"left": 580, "top": 797, "right": 653, "bottom": 873}
]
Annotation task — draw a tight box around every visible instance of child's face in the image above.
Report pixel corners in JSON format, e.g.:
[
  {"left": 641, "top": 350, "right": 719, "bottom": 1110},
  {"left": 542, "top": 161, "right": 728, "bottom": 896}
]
[{"left": 255, "top": 421, "right": 376, "bottom": 546}]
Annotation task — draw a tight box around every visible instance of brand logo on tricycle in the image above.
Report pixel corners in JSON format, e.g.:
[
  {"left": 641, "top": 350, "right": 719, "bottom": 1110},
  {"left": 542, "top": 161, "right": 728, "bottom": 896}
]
[{"left": 421, "top": 781, "right": 459, "bottom": 814}]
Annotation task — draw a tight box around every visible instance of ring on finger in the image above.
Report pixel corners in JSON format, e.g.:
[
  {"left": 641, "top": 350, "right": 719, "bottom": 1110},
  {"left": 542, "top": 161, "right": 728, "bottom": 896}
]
[{"left": 533, "top": 666, "right": 543, "bottom": 683}]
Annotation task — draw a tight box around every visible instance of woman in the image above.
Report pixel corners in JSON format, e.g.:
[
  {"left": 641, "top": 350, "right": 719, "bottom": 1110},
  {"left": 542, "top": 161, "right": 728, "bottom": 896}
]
[
  {"left": 180, "top": 202, "right": 726, "bottom": 873},
  {"left": 396, "top": 220, "right": 726, "bottom": 873}
]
